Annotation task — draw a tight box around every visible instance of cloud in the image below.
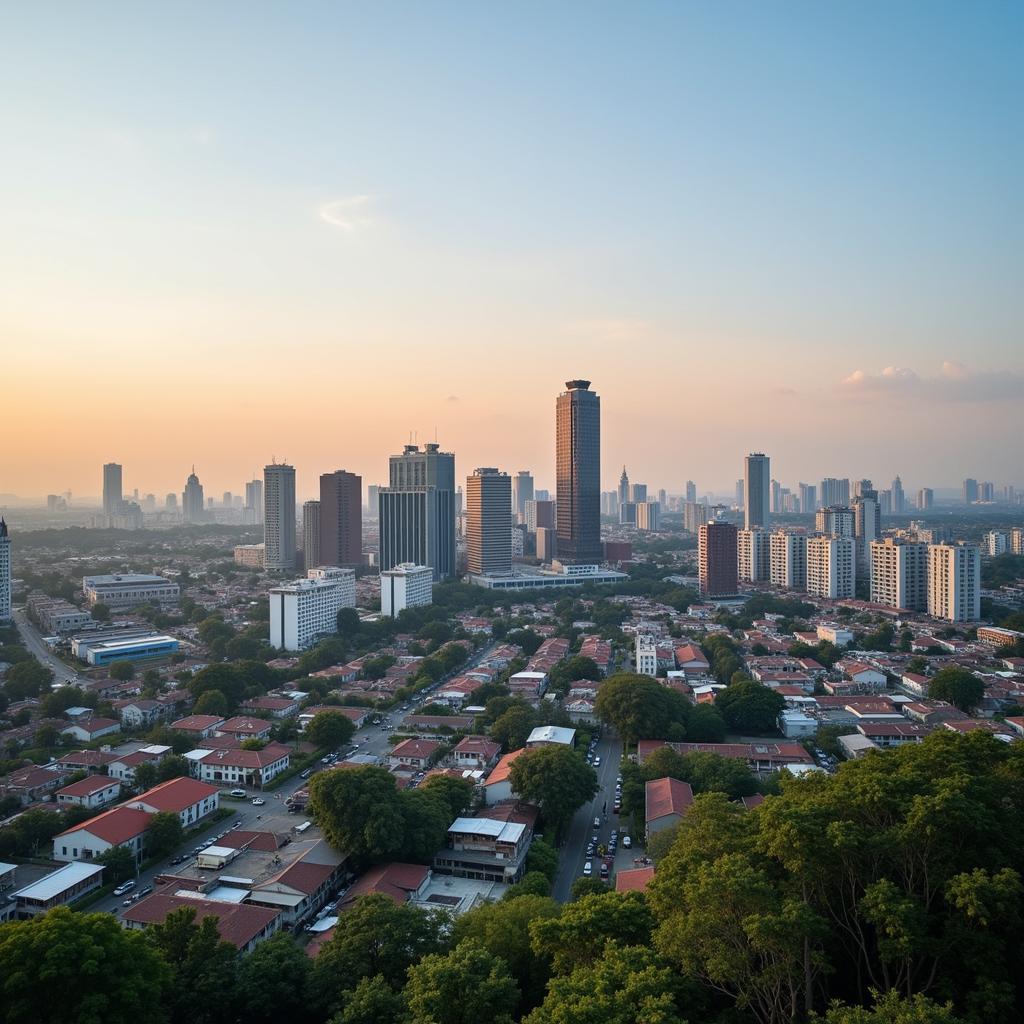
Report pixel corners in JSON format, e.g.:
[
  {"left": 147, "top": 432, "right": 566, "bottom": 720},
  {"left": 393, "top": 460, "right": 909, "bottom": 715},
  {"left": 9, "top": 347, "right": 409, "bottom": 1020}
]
[
  {"left": 840, "top": 362, "right": 1023, "bottom": 401},
  {"left": 446, "top": 395, "right": 459, "bottom": 403},
  {"left": 318, "top": 195, "right": 374, "bottom": 232}
]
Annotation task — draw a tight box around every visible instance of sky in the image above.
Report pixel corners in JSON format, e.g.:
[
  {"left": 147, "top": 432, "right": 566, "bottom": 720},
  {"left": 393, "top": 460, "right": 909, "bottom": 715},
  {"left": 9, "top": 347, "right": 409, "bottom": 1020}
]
[{"left": 1, "top": 1, "right": 1021, "bottom": 501}]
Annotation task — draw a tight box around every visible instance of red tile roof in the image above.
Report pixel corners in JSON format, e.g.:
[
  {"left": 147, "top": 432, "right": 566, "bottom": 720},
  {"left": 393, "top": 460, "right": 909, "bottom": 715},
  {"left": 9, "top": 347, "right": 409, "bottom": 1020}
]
[
  {"left": 130, "top": 777, "right": 220, "bottom": 813},
  {"left": 390, "top": 738, "right": 440, "bottom": 759},
  {"left": 56, "top": 805, "right": 152, "bottom": 844},
  {"left": 123, "top": 893, "right": 279, "bottom": 949},
  {"left": 645, "top": 777, "right": 694, "bottom": 823},
  {"left": 171, "top": 715, "right": 225, "bottom": 732},
  {"left": 484, "top": 748, "right": 525, "bottom": 786},
  {"left": 57, "top": 775, "right": 119, "bottom": 797},
  {"left": 616, "top": 866, "right": 656, "bottom": 892},
  {"left": 218, "top": 716, "right": 272, "bottom": 734},
  {"left": 199, "top": 742, "right": 291, "bottom": 768},
  {"left": 340, "top": 862, "right": 429, "bottom": 908}
]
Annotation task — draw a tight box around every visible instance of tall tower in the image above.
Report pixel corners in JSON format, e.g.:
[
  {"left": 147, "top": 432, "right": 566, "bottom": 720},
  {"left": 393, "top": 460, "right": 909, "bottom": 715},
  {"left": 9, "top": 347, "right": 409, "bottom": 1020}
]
[
  {"left": 103, "top": 463, "right": 123, "bottom": 516},
  {"left": 319, "top": 470, "right": 362, "bottom": 566},
  {"left": 379, "top": 443, "right": 456, "bottom": 580},
  {"left": 698, "top": 521, "right": 738, "bottom": 597},
  {"left": 182, "top": 467, "right": 205, "bottom": 523},
  {"left": 0, "top": 519, "right": 11, "bottom": 623},
  {"left": 891, "top": 476, "right": 905, "bottom": 515},
  {"left": 244, "top": 479, "right": 264, "bottom": 525},
  {"left": 618, "top": 467, "right": 630, "bottom": 509},
  {"left": 744, "top": 453, "right": 770, "bottom": 531},
  {"left": 264, "top": 462, "right": 297, "bottom": 571},
  {"left": 466, "top": 468, "right": 512, "bottom": 576},
  {"left": 512, "top": 471, "right": 535, "bottom": 520},
  {"left": 302, "top": 500, "right": 321, "bottom": 570},
  {"left": 556, "top": 380, "right": 602, "bottom": 563}
]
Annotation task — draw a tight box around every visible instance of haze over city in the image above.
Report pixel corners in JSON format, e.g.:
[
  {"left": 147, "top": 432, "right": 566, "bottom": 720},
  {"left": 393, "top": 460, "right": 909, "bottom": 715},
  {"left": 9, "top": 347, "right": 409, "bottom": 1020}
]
[{"left": 2, "top": 2, "right": 1022, "bottom": 497}]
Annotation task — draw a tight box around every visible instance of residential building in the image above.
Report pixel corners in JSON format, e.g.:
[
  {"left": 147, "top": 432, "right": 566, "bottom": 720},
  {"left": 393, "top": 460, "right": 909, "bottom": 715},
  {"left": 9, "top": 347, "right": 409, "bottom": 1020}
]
[
  {"left": 244, "top": 478, "right": 264, "bottom": 524},
  {"left": 170, "top": 714, "right": 225, "bottom": 738},
  {"left": 555, "top": 380, "right": 602, "bottom": 562},
  {"left": 686, "top": 480, "right": 697, "bottom": 503},
  {"left": 816, "top": 506, "right": 855, "bottom": 538},
  {"left": 380, "top": 562, "right": 433, "bottom": 617},
  {"left": 102, "top": 462, "right": 123, "bottom": 515},
  {"left": 379, "top": 443, "right": 457, "bottom": 581},
  {"left": 435, "top": 816, "right": 532, "bottom": 884},
  {"left": 483, "top": 749, "right": 525, "bottom": 805},
  {"left": 744, "top": 453, "right": 770, "bottom": 530},
  {"left": 452, "top": 736, "right": 501, "bottom": 769},
  {"left": 302, "top": 500, "right": 321, "bottom": 569},
  {"left": 525, "top": 499, "right": 555, "bottom": 532},
  {"left": 870, "top": 538, "right": 928, "bottom": 611},
  {"left": 264, "top": 462, "right": 297, "bottom": 571},
  {"left": 82, "top": 573, "right": 179, "bottom": 609},
  {"left": 798, "top": 483, "right": 817, "bottom": 514},
  {"left": 269, "top": 568, "right": 356, "bottom": 651},
  {"left": 60, "top": 717, "right": 121, "bottom": 743},
  {"left": 217, "top": 716, "right": 273, "bottom": 741},
  {"left": 738, "top": 527, "right": 771, "bottom": 582},
  {"left": 917, "top": 488, "right": 934, "bottom": 510},
  {"left": 645, "top": 777, "right": 694, "bottom": 840},
  {"left": 234, "top": 543, "right": 266, "bottom": 568},
  {"left": 9, "top": 862, "right": 106, "bottom": 918},
  {"left": 636, "top": 500, "right": 660, "bottom": 531},
  {"left": 124, "top": 893, "right": 281, "bottom": 952},
  {"left": 388, "top": 738, "right": 440, "bottom": 770},
  {"left": 927, "top": 543, "right": 982, "bottom": 622},
  {"left": 806, "top": 535, "right": 855, "bottom": 599},
  {"left": 319, "top": 470, "right": 362, "bottom": 566},
  {"left": 182, "top": 467, "right": 205, "bottom": 523},
  {"left": 1011, "top": 527, "right": 1024, "bottom": 555},
  {"left": 618, "top": 501, "right": 637, "bottom": 526},
  {"left": 770, "top": 531, "right": 807, "bottom": 591},
  {"left": 126, "top": 777, "right": 219, "bottom": 827},
  {"left": 466, "top": 468, "right": 512, "bottom": 576},
  {"left": 852, "top": 491, "right": 881, "bottom": 575},
  {"left": 196, "top": 743, "right": 291, "bottom": 787},
  {"left": 56, "top": 776, "right": 121, "bottom": 809},
  {"left": 963, "top": 478, "right": 979, "bottom": 504},
  {"left": 698, "top": 521, "right": 738, "bottom": 598},
  {"left": 819, "top": 478, "right": 850, "bottom": 507},
  {"left": 526, "top": 725, "right": 576, "bottom": 747},
  {"left": 53, "top": 805, "right": 152, "bottom": 864},
  {"left": 985, "top": 531, "right": 1008, "bottom": 557},
  {"left": 635, "top": 635, "right": 658, "bottom": 677}
]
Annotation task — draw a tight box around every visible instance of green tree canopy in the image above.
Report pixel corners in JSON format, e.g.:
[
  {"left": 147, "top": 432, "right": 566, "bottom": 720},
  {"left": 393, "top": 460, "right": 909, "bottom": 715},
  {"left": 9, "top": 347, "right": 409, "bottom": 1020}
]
[
  {"left": 405, "top": 940, "right": 519, "bottom": 1024},
  {"left": 594, "top": 673, "right": 688, "bottom": 743},
  {"left": 145, "top": 810, "right": 184, "bottom": 858},
  {"left": 508, "top": 745, "right": 598, "bottom": 840},
  {"left": 235, "top": 932, "right": 310, "bottom": 1024},
  {"left": 715, "top": 678, "right": 785, "bottom": 733},
  {"left": 306, "top": 710, "right": 357, "bottom": 750},
  {"left": 928, "top": 667, "right": 985, "bottom": 713}
]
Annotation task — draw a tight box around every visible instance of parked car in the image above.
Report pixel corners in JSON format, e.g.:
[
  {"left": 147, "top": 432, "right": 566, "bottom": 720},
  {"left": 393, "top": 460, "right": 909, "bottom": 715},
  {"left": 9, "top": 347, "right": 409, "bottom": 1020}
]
[
  {"left": 622, "top": 835, "right": 632, "bottom": 848},
  {"left": 583, "top": 860, "right": 593, "bottom": 876},
  {"left": 230, "top": 789, "right": 246, "bottom": 797},
  {"left": 592, "top": 817, "right": 601, "bottom": 830},
  {"left": 252, "top": 798, "right": 265, "bottom": 806},
  {"left": 599, "top": 863, "right": 610, "bottom": 879},
  {"left": 138, "top": 885, "right": 153, "bottom": 897},
  {"left": 113, "top": 881, "right": 136, "bottom": 897},
  {"left": 169, "top": 855, "right": 186, "bottom": 866},
  {"left": 299, "top": 768, "right": 312, "bottom": 779},
  {"left": 232, "top": 820, "right": 242, "bottom": 828}
]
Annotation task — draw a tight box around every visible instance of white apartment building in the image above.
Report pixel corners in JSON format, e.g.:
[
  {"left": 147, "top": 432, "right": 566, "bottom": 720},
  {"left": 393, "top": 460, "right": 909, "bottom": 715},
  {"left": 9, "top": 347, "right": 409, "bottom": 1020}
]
[
  {"left": 635, "top": 501, "right": 661, "bottom": 532},
  {"left": 985, "top": 531, "right": 1008, "bottom": 557},
  {"left": 634, "top": 634, "right": 658, "bottom": 678},
  {"left": 806, "top": 536, "right": 856, "bottom": 599},
  {"left": 870, "top": 538, "right": 928, "bottom": 611},
  {"left": 815, "top": 506, "right": 855, "bottom": 538},
  {"left": 269, "top": 568, "right": 356, "bottom": 651},
  {"left": 738, "top": 528, "right": 771, "bottom": 582},
  {"left": 1011, "top": 527, "right": 1024, "bottom": 555},
  {"left": 380, "top": 563, "right": 433, "bottom": 617},
  {"left": 927, "top": 543, "right": 981, "bottom": 623},
  {"left": 82, "top": 574, "right": 180, "bottom": 609},
  {"left": 770, "top": 531, "right": 807, "bottom": 591}
]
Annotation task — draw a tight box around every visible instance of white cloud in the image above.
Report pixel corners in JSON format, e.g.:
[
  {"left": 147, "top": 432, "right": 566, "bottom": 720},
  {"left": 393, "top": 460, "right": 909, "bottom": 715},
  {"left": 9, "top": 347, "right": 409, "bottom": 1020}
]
[
  {"left": 318, "top": 195, "right": 374, "bottom": 232},
  {"left": 840, "top": 362, "right": 1023, "bottom": 401}
]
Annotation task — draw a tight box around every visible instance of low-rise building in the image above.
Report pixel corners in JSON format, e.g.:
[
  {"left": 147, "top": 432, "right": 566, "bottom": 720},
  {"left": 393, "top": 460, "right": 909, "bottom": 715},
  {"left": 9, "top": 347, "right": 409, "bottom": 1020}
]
[
  {"left": 82, "top": 573, "right": 180, "bottom": 609},
  {"left": 452, "top": 736, "right": 501, "bottom": 769},
  {"left": 525, "top": 725, "right": 576, "bottom": 748},
  {"left": 125, "top": 777, "right": 220, "bottom": 827},
  {"left": 434, "top": 816, "right": 531, "bottom": 884},
  {"left": 171, "top": 714, "right": 225, "bottom": 738},
  {"left": 59, "top": 717, "right": 121, "bottom": 743},
  {"left": 216, "top": 716, "right": 273, "bottom": 741},
  {"left": 53, "top": 805, "right": 153, "bottom": 864},
  {"left": 56, "top": 776, "right": 121, "bottom": 809},
  {"left": 196, "top": 743, "right": 291, "bottom": 788},
  {"left": 9, "top": 862, "right": 105, "bottom": 918},
  {"left": 388, "top": 738, "right": 440, "bottom": 771},
  {"left": 482, "top": 749, "right": 525, "bottom": 805},
  {"left": 645, "top": 777, "right": 694, "bottom": 840}
]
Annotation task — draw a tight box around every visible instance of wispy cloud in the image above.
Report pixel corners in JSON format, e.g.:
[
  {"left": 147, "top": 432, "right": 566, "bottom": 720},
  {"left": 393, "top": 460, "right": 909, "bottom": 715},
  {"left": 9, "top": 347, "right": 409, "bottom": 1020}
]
[
  {"left": 318, "top": 195, "right": 374, "bottom": 232},
  {"left": 840, "top": 361, "right": 1024, "bottom": 401}
]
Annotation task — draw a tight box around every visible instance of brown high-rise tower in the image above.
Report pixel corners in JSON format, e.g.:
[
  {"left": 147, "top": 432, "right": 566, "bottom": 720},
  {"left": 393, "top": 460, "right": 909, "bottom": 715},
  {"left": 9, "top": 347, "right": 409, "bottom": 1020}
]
[
  {"left": 319, "top": 470, "right": 362, "bottom": 566},
  {"left": 555, "top": 379, "right": 602, "bottom": 563}
]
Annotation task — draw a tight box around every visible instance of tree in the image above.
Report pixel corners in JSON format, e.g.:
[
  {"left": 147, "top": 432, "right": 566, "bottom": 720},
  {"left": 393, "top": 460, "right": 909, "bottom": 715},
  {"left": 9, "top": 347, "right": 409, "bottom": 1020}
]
[
  {"left": 156, "top": 753, "right": 190, "bottom": 782},
  {"left": 451, "top": 893, "right": 560, "bottom": 1009},
  {"left": 812, "top": 991, "right": 966, "bottom": 1024},
  {"left": 309, "top": 766, "right": 406, "bottom": 862},
  {"left": 109, "top": 660, "right": 135, "bottom": 680},
  {"left": 509, "top": 746, "right": 598, "bottom": 841},
  {"left": 91, "top": 601, "right": 111, "bottom": 622},
  {"left": 524, "top": 943, "right": 688, "bottom": 1024},
  {"left": 0, "top": 906, "right": 169, "bottom": 1024},
  {"left": 132, "top": 761, "right": 158, "bottom": 791},
  {"left": 235, "top": 933, "right": 310, "bottom": 1024},
  {"left": 595, "top": 674, "right": 687, "bottom": 743},
  {"left": 310, "top": 894, "right": 445, "bottom": 1014},
  {"left": 570, "top": 876, "right": 612, "bottom": 900},
  {"left": 489, "top": 703, "right": 537, "bottom": 751},
  {"left": 503, "top": 871, "right": 552, "bottom": 899},
  {"left": 525, "top": 837, "right": 559, "bottom": 882},
  {"left": 337, "top": 606, "right": 362, "bottom": 638},
  {"left": 145, "top": 907, "right": 238, "bottom": 1024},
  {"left": 418, "top": 774, "right": 475, "bottom": 820},
  {"left": 306, "top": 710, "right": 356, "bottom": 751},
  {"left": 33, "top": 724, "right": 59, "bottom": 748},
  {"left": 928, "top": 667, "right": 985, "bottom": 713},
  {"left": 2, "top": 658, "right": 53, "bottom": 699},
  {"left": 332, "top": 974, "right": 407, "bottom": 1024},
  {"left": 95, "top": 844, "right": 137, "bottom": 882},
  {"left": 146, "top": 810, "right": 184, "bottom": 858},
  {"left": 530, "top": 891, "right": 655, "bottom": 976},
  {"left": 193, "top": 689, "right": 229, "bottom": 716},
  {"left": 715, "top": 679, "right": 785, "bottom": 733},
  {"left": 686, "top": 704, "right": 727, "bottom": 743},
  {"left": 405, "top": 941, "right": 519, "bottom": 1024}
]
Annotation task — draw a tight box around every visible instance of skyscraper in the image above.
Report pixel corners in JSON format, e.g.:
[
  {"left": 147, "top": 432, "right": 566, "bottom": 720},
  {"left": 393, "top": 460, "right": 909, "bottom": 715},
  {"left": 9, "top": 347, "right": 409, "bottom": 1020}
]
[
  {"left": 264, "top": 462, "right": 297, "bottom": 571},
  {"left": 816, "top": 506, "right": 856, "bottom": 538},
  {"left": 871, "top": 538, "right": 927, "bottom": 611},
  {"left": 182, "top": 468, "right": 205, "bottom": 524},
  {"left": 807, "top": 535, "right": 856, "bottom": 599},
  {"left": 244, "top": 479, "right": 264, "bottom": 525},
  {"left": 302, "top": 500, "right": 321, "bottom": 569},
  {"left": 636, "top": 501, "right": 660, "bottom": 532},
  {"left": 0, "top": 519, "right": 11, "bottom": 623},
  {"left": 770, "top": 531, "right": 807, "bottom": 591},
  {"left": 630, "top": 483, "right": 647, "bottom": 504},
  {"left": 917, "top": 488, "right": 934, "bottom": 510},
  {"left": 102, "top": 463, "right": 123, "bottom": 516},
  {"left": 618, "top": 467, "right": 630, "bottom": 509},
  {"left": 556, "top": 380, "right": 602, "bottom": 563},
  {"left": 891, "top": 476, "right": 905, "bottom": 514},
  {"left": 686, "top": 480, "right": 697, "bottom": 504},
  {"left": 928, "top": 543, "right": 981, "bottom": 622},
  {"left": 512, "top": 471, "right": 534, "bottom": 520},
  {"left": 319, "top": 470, "right": 362, "bottom": 566},
  {"left": 698, "top": 521, "right": 738, "bottom": 598},
  {"left": 853, "top": 490, "right": 881, "bottom": 576},
  {"left": 962, "top": 478, "right": 979, "bottom": 504},
  {"left": 744, "top": 453, "right": 770, "bottom": 530},
  {"left": 526, "top": 499, "right": 556, "bottom": 532},
  {"left": 820, "top": 478, "right": 851, "bottom": 507},
  {"left": 379, "top": 443, "right": 456, "bottom": 580},
  {"left": 738, "top": 528, "right": 771, "bottom": 582},
  {"left": 466, "top": 468, "right": 512, "bottom": 576}
]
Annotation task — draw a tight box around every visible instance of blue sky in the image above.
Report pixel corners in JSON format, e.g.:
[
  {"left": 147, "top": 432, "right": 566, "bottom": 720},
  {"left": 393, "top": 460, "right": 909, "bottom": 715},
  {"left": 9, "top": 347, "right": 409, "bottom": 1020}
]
[{"left": 1, "top": 2, "right": 1021, "bottom": 497}]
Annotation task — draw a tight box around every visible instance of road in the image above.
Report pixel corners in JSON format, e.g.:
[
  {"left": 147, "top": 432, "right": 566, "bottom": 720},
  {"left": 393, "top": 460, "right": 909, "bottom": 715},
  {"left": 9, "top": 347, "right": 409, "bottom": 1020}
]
[
  {"left": 551, "top": 729, "right": 626, "bottom": 902},
  {"left": 11, "top": 606, "right": 83, "bottom": 685}
]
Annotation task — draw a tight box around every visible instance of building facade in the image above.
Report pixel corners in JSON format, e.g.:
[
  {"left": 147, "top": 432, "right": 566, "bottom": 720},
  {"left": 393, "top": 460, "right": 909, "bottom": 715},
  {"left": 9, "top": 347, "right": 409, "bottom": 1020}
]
[
  {"left": 302, "top": 500, "right": 321, "bottom": 570},
  {"left": 466, "top": 468, "right": 512, "bottom": 576},
  {"left": 806, "top": 535, "right": 856, "bottom": 598},
  {"left": 82, "top": 574, "right": 179, "bottom": 609},
  {"left": 102, "top": 463, "right": 122, "bottom": 516},
  {"left": 744, "top": 453, "right": 770, "bottom": 530},
  {"left": 635, "top": 501, "right": 660, "bottom": 532},
  {"left": 770, "top": 531, "right": 807, "bottom": 591},
  {"left": 319, "top": 470, "right": 362, "bottom": 566},
  {"left": 555, "top": 380, "right": 602, "bottom": 562},
  {"left": 816, "top": 505, "right": 855, "bottom": 538},
  {"left": 182, "top": 468, "right": 205, "bottom": 523},
  {"left": 380, "top": 563, "right": 433, "bottom": 617},
  {"left": 0, "top": 519, "right": 10, "bottom": 623},
  {"left": 870, "top": 538, "right": 928, "bottom": 611},
  {"left": 264, "top": 463, "right": 297, "bottom": 571},
  {"left": 269, "top": 568, "right": 356, "bottom": 650},
  {"left": 927, "top": 543, "right": 981, "bottom": 623},
  {"left": 698, "top": 521, "right": 738, "bottom": 598},
  {"left": 737, "top": 527, "right": 771, "bottom": 582}
]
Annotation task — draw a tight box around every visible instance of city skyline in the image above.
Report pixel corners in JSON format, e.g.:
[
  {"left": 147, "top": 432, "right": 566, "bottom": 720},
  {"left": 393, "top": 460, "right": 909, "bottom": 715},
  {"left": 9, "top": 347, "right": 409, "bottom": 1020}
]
[{"left": 2, "top": 4, "right": 1022, "bottom": 495}]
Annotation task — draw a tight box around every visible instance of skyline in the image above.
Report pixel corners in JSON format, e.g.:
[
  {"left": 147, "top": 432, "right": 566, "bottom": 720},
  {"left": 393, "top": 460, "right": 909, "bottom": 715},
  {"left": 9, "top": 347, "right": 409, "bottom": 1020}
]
[{"left": 2, "top": 3, "right": 1022, "bottom": 495}]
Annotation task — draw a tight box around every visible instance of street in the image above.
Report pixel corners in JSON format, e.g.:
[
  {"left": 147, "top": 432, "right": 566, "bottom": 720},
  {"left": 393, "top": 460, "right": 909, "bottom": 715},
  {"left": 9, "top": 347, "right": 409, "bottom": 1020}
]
[
  {"left": 551, "top": 729, "right": 628, "bottom": 902},
  {"left": 11, "top": 606, "right": 83, "bottom": 685}
]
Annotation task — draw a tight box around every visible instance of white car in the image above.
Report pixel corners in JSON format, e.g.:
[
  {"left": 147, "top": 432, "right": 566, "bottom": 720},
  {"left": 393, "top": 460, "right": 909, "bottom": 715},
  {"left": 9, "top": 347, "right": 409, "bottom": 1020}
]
[
  {"left": 583, "top": 860, "right": 593, "bottom": 876},
  {"left": 622, "top": 835, "right": 632, "bottom": 848},
  {"left": 251, "top": 798, "right": 266, "bottom": 806}
]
